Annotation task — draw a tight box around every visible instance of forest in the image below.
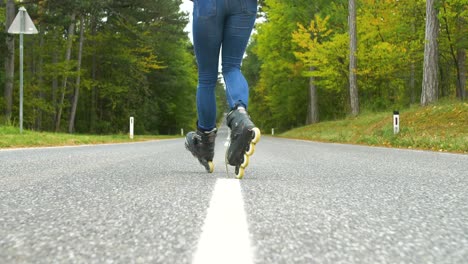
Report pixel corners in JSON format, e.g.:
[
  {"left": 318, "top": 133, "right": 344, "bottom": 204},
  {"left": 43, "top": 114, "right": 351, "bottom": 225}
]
[
  {"left": 0, "top": 0, "right": 205, "bottom": 134},
  {"left": 245, "top": 0, "right": 466, "bottom": 132},
  {"left": 1, "top": 0, "right": 467, "bottom": 134}
]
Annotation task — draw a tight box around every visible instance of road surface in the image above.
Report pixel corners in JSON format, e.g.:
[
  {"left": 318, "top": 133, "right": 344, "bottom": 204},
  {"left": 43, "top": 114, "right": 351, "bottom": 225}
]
[{"left": 1, "top": 126, "right": 467, "bottom": 263}]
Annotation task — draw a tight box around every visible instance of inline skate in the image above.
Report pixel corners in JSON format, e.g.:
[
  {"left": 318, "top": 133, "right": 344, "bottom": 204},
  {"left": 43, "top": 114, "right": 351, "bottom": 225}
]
[
  {"left": 225, "top": 107, "right": 261, "bottom": 179},
  {"left": 185, "top": 128, "right": 217, "bottom": 173}
]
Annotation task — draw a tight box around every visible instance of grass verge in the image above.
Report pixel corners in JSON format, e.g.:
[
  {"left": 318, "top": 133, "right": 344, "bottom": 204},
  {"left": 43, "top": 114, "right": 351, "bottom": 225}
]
[
  {"left": 281, "top": 100, "right": 467, "bottom": 154},
  {"left": 0, "top": 127, "right": 178, "bottom": 149}
]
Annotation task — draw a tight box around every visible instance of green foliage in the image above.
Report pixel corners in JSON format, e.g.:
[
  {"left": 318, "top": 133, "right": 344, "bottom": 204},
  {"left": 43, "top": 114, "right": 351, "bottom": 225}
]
[
  {"left": 292, "top": 15, "right": 348, "bottom": 94},
  {"left": 2, "top": 0, "right": 466, "bottom": 136},
  {"left": 438, "top": 0, "right": 468, "bottom": 96},
  {"left": 247, "top": 0, "right": 311, "bottom": 131},
  {"left": 1, "top": 0, "right": 197, "bottom": 135},
  {"left": 246, "top": 0, "right": 465, "bottom": 132},
  {"left": 0, "top": 7, "right": 5, "bottom": 23}
]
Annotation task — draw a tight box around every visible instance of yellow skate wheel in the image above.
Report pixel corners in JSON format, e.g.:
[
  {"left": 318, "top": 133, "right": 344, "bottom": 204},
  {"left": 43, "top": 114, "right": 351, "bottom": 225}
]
[
  {"left": 246, "top": 143, "right": 255, "bottom": 156},
  {"left": 236, "top": 167, "right": 245, "bottom": 179},
  {"left": 251, "top": 127, "right": 261, "bottom": 144},
  {"left": 207, "top": 161, "right": 214, "bottom": 173},
  {"left": 241, "top": 154, "right": 249, "bottom": 168}
]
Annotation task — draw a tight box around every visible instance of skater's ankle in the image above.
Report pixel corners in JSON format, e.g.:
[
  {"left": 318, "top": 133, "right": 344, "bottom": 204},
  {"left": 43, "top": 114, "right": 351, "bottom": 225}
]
[
  {"left": 232, "top": 103, "right": 247, "bottom": 111},
  {"left": 196, "top": 121, "right": 217, "bottom": 134},
  {"left": 197, "top": 126, "right": 217, "bottom": 135}
]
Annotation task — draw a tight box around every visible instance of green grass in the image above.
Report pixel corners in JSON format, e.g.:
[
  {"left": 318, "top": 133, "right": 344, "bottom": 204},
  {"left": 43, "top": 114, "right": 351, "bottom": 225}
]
[
  {"left": 0, "top": 127, "right": 179, "bottom": 149},
  {"left": 281, "top": 100, "right": 468, "bottom": 153}
]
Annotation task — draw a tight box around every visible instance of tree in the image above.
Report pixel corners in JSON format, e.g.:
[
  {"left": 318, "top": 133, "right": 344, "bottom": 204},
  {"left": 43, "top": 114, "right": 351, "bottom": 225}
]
[
  {"left": 421, "top": 0, "right": 439, "bottom": 106},
  {"left": 349, "top": 0, "right": 359, "bottom": 115},
  {"left": 439, "top": 0, "right": 467, "bottom": 100},
  {"left": 306, "top": 67, "right": 319, "bottom": 124},
  {"left": 68, "top": 15, "right": 84, "bottom": 133},
  {"left": 0, "top": 0, "right": 4, "bottom": 101},
  {"left": 55, "top": 11, "right": 76, "bottom": 131},
  {"left": 4, "top": 0, "right": 15, "bottom": 123},
  {"left": 251, "top": 0, "right": 318, "bottom": 131},
  {"left": 292, "top": 15, "right": 334, "bottom": 124}
]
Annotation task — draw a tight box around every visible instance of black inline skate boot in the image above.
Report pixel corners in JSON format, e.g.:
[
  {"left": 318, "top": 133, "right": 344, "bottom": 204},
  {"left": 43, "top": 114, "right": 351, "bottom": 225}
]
[
  {"left": 226, "top": 106, "right": 261, "bottom": 179},
  {"left": 185, "top": 127, "right": 217, "bottom": 173}
]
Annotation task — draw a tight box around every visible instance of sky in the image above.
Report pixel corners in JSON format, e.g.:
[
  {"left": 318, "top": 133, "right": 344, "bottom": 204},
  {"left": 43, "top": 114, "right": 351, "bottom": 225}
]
[{"left": 179, "top": 0, "right": 194, "bottom": 43}]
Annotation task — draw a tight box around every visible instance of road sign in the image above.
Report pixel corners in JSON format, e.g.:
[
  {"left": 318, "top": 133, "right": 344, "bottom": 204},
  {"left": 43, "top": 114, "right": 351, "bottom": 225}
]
[
  {"left": 8, "top": 7, "right": 38, "bottom": 34},
  {"left": 7, "top": 7, "right": 38, "bottom": 134}
]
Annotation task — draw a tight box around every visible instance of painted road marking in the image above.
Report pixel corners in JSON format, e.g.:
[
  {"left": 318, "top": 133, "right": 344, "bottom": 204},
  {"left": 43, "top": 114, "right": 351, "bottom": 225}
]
[{"left": 193, "top": 179, "right": 254, "bottom": 264}]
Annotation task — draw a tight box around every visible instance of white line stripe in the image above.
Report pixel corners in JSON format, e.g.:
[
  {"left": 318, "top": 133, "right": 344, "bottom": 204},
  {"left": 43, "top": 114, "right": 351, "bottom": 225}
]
[{"left": 193, "top": 179, "right": 254, "bottom": 264}]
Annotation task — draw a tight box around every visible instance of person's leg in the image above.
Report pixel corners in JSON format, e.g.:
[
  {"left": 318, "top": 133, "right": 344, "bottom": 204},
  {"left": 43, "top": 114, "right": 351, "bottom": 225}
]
[
  {"left": 222, "top": 0, "right": 259, "bottom": 179},
  {"left": 192, "top": 0, "right": 225, "bottom": 130},
  {"left": 186, "top": 0, "right": 224, "bottom": 172},
  {"left": 222, "top": 0, "right": 257, "bottom": 110}
]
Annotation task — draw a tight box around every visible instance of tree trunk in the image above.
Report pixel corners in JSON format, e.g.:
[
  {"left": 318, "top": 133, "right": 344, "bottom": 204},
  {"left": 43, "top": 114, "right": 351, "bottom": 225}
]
[
  {"left": 457, "top": 49, "right": 466, "bottom": 100},
  {"left": 348, "top": 0, "right": 359, "bottom": 116},
  {"left": 410, "top": 21, "right": 416, "bottom": 104},
  {"left": 68, "top": 16, "right": 85, "bottom": 133},
  {"left": 442, "top": 4, "right": 463, "bottom": 100},
  {"left": 52, "top": 50, "right": 58, "bottom": 129},
  {"left": 410, "top": 62, "right": 416, "bottom": 104},
  {"left": 456, "top": 14, "right": 466, "bottom": 100},
  {"left": 55, "top": 11, "right": 77, "bottom": 132},
  {"left": 421, "top": 0, "right": 439, "bottom": 106},
  {"left": 306, "top": 67, "right": 319, "bottom": 124},
  {"left": 35, "top": 31, "right": 45, "bottom": 131},
  {"left": 445, "top": 64, "right": 450, "bottom": 97},
  {"left": 4, "top": 0, "right": 15, "bottom": 123},
  {"left": 439, "top": 64, "right": 449, "bottom": 98},
  {"left": 90, "top": 15, "right": 98, "bottom": 132}
]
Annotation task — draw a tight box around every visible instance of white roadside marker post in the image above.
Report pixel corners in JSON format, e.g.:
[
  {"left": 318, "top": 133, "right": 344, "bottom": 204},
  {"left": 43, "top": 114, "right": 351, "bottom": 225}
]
[
  {"left": 8, "top": 7, "right": 38, "bottom": 134},
  {"left": 181, "top": 128, "right": 184, "bottom": 136},
  {"left": 393, "top": 110, "right": 400, "bottom": 134},
  {"left": 130, "top": 117, "right": 134, "bottom": 139},
  {"left": 272, "top": 128, "right": 275, "bottom": 136}
]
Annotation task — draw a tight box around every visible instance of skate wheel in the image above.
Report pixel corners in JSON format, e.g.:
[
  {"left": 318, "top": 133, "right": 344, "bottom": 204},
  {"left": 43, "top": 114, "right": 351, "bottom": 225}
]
[
  {"left": 245, "top": 143, "right": 255, "bottom": 156},
  {"left": 207, "top": 161, "right": 214, "bottom": 173},
  {"left": 236, "top": 167, "right": 245, "bottom": 179},
  {"left": 241, "top": 154, "right": 249, "bottom": 168},
  {"left": 251, "top": 127, "right": 261, "bottom": 144}
]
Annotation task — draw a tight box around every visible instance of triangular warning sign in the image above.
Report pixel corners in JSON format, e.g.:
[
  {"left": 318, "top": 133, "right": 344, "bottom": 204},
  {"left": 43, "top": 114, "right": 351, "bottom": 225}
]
[{"left": 8, "top": 7, "right": 38, "bottom": 34}]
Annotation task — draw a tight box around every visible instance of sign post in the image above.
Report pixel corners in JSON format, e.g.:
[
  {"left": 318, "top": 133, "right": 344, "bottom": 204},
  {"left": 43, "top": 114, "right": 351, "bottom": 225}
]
[
  {"left": 130, "top": 117, "right": 134, "bottom": 139},
  {"left": 8, "top": 7, "right": 38, "bottom": 134},
  {"left": 393, "top": 110, "right": 400, "bottom": 134}
]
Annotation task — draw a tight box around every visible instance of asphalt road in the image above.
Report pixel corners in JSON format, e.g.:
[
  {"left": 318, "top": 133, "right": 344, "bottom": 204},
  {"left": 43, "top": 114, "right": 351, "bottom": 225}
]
[{"left": 1, "top": 126, "right": 467, "bottom": 263}]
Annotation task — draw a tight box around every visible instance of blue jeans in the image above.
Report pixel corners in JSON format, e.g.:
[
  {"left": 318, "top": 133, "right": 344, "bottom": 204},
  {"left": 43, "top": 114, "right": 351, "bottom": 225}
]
[{"left": 193, "top": 0, "right": 257, "bottom": 131}]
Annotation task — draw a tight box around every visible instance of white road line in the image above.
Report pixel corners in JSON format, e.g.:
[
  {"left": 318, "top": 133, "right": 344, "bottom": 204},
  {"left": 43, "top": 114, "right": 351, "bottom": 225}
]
[{"left": 193, "top": 179, "right": 254, "bottom": 264}]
